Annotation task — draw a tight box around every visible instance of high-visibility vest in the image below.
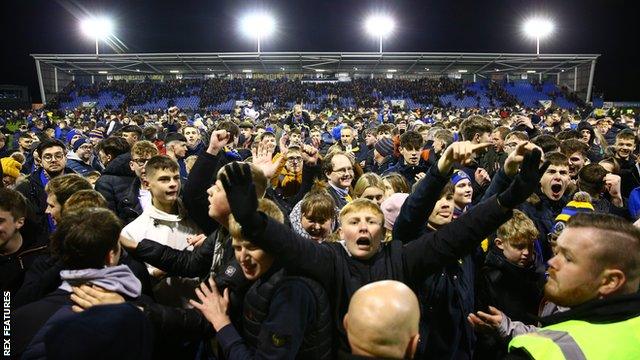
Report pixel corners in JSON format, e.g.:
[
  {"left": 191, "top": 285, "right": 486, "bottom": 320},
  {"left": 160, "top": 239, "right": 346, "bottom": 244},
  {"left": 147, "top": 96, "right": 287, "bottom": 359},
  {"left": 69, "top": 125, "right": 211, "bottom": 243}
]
[{"left": 508, "top": 315, "right": 640, "bottom": 359}]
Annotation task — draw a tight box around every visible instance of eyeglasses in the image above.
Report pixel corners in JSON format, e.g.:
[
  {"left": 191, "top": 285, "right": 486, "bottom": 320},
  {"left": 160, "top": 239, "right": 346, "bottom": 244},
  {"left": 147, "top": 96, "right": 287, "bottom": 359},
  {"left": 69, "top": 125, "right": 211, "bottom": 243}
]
[
  {"left": 286, "top": 156, "right": 303, "bottom": 163},
  {"left": 42, "top": 153, "right": 65, "bottom": 162},
  {"left": 332, "top": 166, "right": 354, "bottom": 175},
  {"left": 132, "top": 158, "right": 152, "bottom": 167}
]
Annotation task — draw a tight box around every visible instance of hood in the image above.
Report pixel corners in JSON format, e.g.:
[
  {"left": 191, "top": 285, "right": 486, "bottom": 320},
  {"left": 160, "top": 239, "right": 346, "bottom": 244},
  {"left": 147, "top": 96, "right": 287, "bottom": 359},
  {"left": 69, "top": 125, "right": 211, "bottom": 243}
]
[
  {"left": 577, "top": 121, "right": 595, "bottom": 145},
  {"left": 102, "top": 152, "right": 134, "bottom": 177},
  {"left": 59, "top": 264, "right": 142, "bottom": 298}
]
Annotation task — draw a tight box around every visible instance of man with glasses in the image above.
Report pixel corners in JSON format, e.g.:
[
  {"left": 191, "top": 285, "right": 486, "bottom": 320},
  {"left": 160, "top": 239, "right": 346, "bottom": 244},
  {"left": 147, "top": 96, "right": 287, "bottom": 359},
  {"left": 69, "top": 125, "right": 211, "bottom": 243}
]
[
  {"left": 66, "top": 137, "right": 103, "bottom": 176},
  {"left": 272, "top": 145, "right": 304, "bottom": 199},
  {"left": 16, "top": 139, "right": 72, "bottom": 233},
  {"left": 323, "top": 151, "right": 355, "bottom": 210}
]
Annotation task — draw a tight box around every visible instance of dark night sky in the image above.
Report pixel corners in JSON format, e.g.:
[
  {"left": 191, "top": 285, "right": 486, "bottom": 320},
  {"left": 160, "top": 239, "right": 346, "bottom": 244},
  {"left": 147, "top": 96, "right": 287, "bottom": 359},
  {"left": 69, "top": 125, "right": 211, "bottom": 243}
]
[{"left": 1, "top": 0, "right": 638, "bottom": 102}]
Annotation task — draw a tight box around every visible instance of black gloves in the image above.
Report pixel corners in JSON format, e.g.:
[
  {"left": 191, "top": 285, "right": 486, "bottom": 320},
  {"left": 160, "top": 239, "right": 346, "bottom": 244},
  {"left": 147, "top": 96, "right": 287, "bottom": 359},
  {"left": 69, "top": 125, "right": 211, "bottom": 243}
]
[
  {"left": 219, "top": 162, "right": 265, "bottom": 237},
  {"left": 497, "top": 149, "right": 549, "bottom": 209}
]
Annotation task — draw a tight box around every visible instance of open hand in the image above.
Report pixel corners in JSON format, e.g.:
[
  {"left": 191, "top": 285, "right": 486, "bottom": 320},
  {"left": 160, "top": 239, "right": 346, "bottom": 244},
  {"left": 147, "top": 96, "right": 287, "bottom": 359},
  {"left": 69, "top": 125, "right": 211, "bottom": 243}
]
[
  {"left": 70, "top": 285, "right": 125, "bottom": 313},
  {"left": 189, "top": 278, "right": 231, "bottom": 331},
  {"left": 252, "top": 142, "right": 284, "bottom": 179},
  {"left": 467, "top": 306, "right": 504, "bottom": 333},
  {"left": 219, "top": 162, "right": 258, "bottom": 227}
]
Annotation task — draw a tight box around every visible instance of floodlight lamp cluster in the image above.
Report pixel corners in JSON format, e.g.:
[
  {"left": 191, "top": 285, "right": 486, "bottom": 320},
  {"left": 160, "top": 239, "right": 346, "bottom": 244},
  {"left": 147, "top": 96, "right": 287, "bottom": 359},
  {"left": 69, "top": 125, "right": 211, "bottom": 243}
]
[
  {"left": 365, "top": 15, "right": 395, "bottom": 37},
  {"left": 80, "top": 17, "right": 114, "bottom": 39},
  {"left": 523, "top": 18, "right": 554, "bottom": 39},
  {"left": 240, "top": 13, "right": 276, "bottom": 39}
]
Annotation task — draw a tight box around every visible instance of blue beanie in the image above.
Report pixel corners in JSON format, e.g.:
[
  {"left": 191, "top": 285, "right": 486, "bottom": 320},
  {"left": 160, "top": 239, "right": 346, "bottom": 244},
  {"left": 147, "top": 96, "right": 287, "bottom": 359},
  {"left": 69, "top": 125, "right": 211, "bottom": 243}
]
[
  {"left": 72, "top": 137, "right": 89, "bottom": 151},
  {"left": 66, "top": 129, "right": 79, "bottom": 144},
  {"left": 451, "top": 170, "right": 471, "bottom": 185},
  {"left": 332, "top": 123, "right": 345, "bottom": 141}
]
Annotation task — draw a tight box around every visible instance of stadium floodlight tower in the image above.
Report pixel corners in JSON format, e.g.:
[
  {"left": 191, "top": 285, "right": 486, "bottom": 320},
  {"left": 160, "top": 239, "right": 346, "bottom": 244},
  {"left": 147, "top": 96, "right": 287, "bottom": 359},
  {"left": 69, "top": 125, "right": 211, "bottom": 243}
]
[
  {"left": 523, "top": 18, "right": 554, "bottom": 55},
  {"left": 240, "top": 12, "right": 276, "bottom": 53},
  {"left": 365, "top": 15, "right": 395, "bottom": 53},
  {"left": 80, "top": 17, "right": 114, "bottom": 55}
]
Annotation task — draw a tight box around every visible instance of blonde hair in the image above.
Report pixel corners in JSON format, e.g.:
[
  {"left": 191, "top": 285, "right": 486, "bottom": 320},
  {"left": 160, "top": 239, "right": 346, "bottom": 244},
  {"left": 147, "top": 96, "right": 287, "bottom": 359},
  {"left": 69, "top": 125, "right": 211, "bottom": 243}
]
[
  {"left": 496, "top": 209, "right": 539, "bottom": 245},
  {"left": 229, "top": 198, "right": 284, "bottom": 239},
  {"left": 63, "top": 190, "right": 108, "bottom": 215},
  {"left": 353, "top": 173, "right": 385, "bottom": 199},
  {"left": 130, "top": 140, "right": 159, "bottom": 158},
  {"left": 339, "top": 198, "right": 384, "bottom": 224}
]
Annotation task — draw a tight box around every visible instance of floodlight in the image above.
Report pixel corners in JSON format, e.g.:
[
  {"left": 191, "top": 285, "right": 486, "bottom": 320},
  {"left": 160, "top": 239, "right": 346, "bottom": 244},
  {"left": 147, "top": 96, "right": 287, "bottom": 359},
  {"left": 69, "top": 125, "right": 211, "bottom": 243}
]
[
  {"left": 523, "top": 18, "right": 554, "bottom": 54},
  {"left": 240, "top": 13, "right": 276, "bottom": 52},
  {"left": 80, "top": 17, "right": 114, "bottom": 55},
  {"left": 364, "top": 15, "right": 395, "bottom": 52}
]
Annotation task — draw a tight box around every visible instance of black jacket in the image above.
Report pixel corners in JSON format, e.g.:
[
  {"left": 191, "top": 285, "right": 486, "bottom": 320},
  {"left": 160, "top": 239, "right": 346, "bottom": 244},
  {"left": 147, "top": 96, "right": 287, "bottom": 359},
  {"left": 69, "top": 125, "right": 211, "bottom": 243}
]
[
  {"left": 244, "top": 165, "right": 513, "bottom": 352},
  {"left": 15, "top": 167, "right": 75, "bottom": 232},
  {"left": 118, "top": 177, "right": 144, "bottom": 225},
  {"left": 0, "top": 218, "right": 48, "bottom": 293},
  {"left": 474, "top": 248, "right": 545, "bottom": 360},
  {"left": 95, "top": 153, "right": 135, "bottom": 215}
]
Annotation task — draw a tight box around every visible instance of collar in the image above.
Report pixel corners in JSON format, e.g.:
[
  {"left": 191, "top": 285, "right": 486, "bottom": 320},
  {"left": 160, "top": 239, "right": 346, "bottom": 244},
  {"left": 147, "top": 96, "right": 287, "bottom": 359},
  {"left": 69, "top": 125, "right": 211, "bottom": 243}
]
[{"left": 540, "top": 293, "right": 640, "bottom": 326}]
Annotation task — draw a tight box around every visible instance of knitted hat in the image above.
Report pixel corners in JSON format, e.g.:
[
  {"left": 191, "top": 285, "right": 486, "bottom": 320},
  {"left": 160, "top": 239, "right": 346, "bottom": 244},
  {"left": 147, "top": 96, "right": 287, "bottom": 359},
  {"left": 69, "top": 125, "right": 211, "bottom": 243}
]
[
  {"left": 551, "top": 192, "right": 594, "bottom": 235},
  {"left": 72, "top": 137, "right": 89, "bottom": 152},
  {"left": 88, "top": 129, "right": 104, "bottom": 140},
  {"left": 66, "top": 129, "right": 80, "bottom": 144},
  {"left": 381, "top": 193, "right": 409, "bottom": 231},
  {"left": 1, "top": 157, "right": 21, "bottom": 178},
  {"left": 451, "top": 170, "right": 471, "bottom": 185},
  {"left": 374, "top": 138, "right": 395, "bottom": 158}
]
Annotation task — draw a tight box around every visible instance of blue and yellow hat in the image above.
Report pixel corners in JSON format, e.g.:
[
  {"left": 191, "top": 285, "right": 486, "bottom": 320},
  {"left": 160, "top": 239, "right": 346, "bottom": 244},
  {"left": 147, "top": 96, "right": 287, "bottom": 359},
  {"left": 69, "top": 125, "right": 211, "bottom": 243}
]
[{"left": 552, "top": 192, "right": 594, "bottom": 234}]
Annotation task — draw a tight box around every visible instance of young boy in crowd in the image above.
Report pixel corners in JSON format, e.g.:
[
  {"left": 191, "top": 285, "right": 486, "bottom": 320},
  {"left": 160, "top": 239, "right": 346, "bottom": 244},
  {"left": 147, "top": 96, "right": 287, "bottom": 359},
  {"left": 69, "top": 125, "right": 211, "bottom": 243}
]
[
  {"left": 474, "top": 210, "right": 546, "bottom": 359},
  {"left": 383, "top": 130, "right": 430, "bottom": 186},
  {"left": 121, "top": 155, "right": 202, "bottom": 307}
]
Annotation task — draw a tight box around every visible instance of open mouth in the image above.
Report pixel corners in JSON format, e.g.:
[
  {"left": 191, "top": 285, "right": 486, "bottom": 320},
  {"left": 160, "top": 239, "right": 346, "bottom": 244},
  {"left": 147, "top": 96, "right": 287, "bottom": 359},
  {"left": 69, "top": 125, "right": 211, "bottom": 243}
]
[
  {"left": 356, "top": 237, "right": 371, "bottom": 249},
  {"left": 551, "top": 183, "right": 563, "bottom": 196},
  {"left": 166, "top": 191, "right": 178, "bottom": 197}
]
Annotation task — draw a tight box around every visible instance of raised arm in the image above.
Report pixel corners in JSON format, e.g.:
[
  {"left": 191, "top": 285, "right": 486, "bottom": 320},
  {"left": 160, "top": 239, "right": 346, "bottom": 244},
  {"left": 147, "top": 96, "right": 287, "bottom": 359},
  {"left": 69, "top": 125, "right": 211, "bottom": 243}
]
[
  {"left": 183, "top": 130, "right": 233, "bottom": 235},
  {"left": 393, "top": 141, "right": 491, "bottom": 243},
  {"left": 219, "top": 162, "right": 336, "bottom": 287},
  {"left": 482, "top": 142, "right": 542, "bottom": 202},
  {"left": 403, "top": 149, "right": 549, "bottom": 285}
]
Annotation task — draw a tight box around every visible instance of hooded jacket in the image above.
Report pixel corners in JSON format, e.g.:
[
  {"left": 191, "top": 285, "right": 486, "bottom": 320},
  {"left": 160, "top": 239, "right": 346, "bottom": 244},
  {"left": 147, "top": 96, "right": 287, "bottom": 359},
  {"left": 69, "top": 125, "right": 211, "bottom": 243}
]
[
  {"left": 13, "top": 265, "right": 143, "bottom": 358},
  {"left": 95, "top": 152, "right": 135, "bottom": 213}
]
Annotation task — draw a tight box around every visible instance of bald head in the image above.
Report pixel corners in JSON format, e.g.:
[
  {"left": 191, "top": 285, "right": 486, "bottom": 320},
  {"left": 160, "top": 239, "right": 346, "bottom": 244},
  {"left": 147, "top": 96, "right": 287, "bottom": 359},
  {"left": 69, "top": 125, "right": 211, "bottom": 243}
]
[{"left": 344, "top": 280, "right": 420, "bottom": 359}]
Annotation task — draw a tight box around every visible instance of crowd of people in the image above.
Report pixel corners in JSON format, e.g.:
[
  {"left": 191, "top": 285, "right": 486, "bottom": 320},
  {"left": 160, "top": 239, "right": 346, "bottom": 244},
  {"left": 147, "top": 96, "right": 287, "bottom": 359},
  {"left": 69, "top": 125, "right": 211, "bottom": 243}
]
[
  {"left": 48, "top": 77, "right": 562, "bottom": 111},
  {"left": 1, "top": 96, "right": 639, "bottom": 360}
]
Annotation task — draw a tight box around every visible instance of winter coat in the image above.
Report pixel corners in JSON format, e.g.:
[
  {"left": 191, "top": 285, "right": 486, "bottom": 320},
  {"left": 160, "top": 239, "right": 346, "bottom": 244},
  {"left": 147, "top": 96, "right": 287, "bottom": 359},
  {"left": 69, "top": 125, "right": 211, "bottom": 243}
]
[
  {"left": 244, "top": 165, "right": 513, "bottom": 353},
  {"left": 474, "top": 248, "right": 546, "bottom": 359},
  {"left": 95, "top": 152, "right": 135, "bottom": 213}
]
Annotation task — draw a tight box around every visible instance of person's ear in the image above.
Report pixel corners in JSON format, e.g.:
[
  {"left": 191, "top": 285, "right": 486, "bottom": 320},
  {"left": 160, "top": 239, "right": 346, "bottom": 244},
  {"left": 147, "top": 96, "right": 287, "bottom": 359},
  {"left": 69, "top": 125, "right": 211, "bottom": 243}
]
[
  {"left": 494, "top": 238, "right": 505, "bottom": 250},
  {"left": 598, "top": 269, "right": 626, "bottom": 296},
  {"left": 15, "top": 216, "right": 25, "bottom": 230},
  {"left": 105, "top": 248, "right": 118, "bottom": 267},
  {"left": 338, "top": 226, "right": 344, "bottom": 240},
  {"left": 342, "top": 313, "right": 349, "bottom": 333},
  {"left": 405, "top": 334, "right": 420, "bottom": 359},
  {"left": 129, "top": 161, "right": 135, "bottom": 172}
]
